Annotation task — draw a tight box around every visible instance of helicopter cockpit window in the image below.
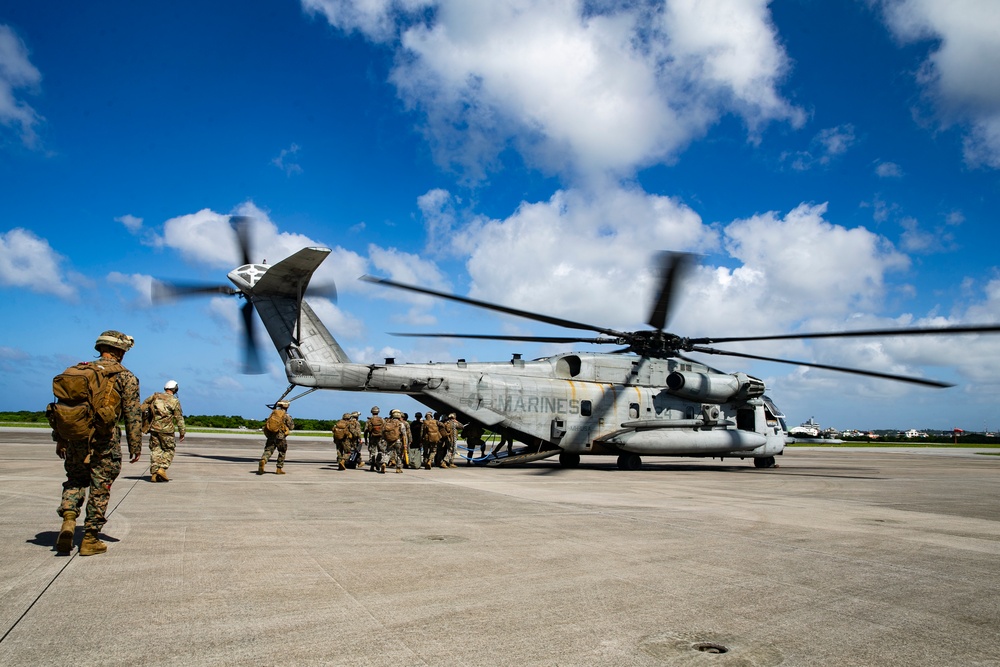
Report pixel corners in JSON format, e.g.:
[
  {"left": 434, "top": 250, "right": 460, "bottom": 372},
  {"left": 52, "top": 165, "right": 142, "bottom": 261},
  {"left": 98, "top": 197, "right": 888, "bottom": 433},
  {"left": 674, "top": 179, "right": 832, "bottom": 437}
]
[{"left": 580, "top": 400, "right": 592, "bottom": 416}]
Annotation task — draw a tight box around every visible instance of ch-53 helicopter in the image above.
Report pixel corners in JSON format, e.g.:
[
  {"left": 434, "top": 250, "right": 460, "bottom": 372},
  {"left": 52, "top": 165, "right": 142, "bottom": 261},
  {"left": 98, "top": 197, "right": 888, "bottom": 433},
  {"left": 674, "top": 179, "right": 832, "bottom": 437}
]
[{"left": 154, "top": 217, "right": 1000, "bottom": 470}]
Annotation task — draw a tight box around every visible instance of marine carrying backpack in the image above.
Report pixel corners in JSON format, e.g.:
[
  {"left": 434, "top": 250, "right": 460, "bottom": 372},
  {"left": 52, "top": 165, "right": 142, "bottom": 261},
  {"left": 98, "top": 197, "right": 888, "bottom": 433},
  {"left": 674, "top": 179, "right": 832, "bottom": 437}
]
[
  {"left": 382, "top": 418, "right": 401, "bottom": 444},
  {"left": 264, "top": 409, "right": 288, "bottom": 435},
  {"left": 46, "top": 361, "right": 124, "bottom": 442},
  {"left": 332, "top": 419, "right": 349, "bottom": 439},
  {"left": 367, "top": 415, "right": 384, "bottom": 437},
  {"left": 141, "top": 393, "right": 171, "bottom": 434},
  {"left": 422, "top": 417, "right": 441, "bottom": 444}
]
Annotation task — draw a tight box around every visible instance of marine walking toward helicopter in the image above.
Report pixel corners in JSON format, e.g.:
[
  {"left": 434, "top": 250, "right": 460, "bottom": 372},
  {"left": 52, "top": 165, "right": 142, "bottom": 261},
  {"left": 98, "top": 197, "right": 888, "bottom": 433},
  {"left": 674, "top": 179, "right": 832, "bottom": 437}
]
[
  {"left": 141, "top": 379, "right": 185, "bottom": 482},
  {"left": 365, "top": 406, "right": 384, "bottom": 469},
  {"left": 332, "top": 412, "right": 351, "bottom": 470},
  {"left": 421, "top": 413, "right": 443, "bottom": 469},
  {"left": 381, "top": 409, "right": 408, "bottom": 473},
  {"left": 49, "top": 330, "right": 142, "bottom": 556},
  {"left": 258, "top": 401, "right": 293, "bottom": 475}
]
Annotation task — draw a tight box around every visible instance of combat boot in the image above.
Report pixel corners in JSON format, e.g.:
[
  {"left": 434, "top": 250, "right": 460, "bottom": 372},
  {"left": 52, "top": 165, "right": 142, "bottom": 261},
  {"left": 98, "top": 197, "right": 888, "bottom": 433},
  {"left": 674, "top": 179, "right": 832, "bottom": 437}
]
[
  {"left": 424, "top": 460, "right": 432, "bottom": 470},
  {"left": 257, "top": 460, "right": 266, "bottom": 475},
  {"left": 439, "top": 461, "right": 448, "bottom": 469},
  {"left": 56, "top": 511, "right": 77, "bottom": 553},
  {"left": 338, "top": 460, "right": 346, "bottom": 471},
  {"left": 157, "top": 469, "right": 170, "bottom": 482},
  {"left": 276, "top": 468, "right": 286, "bottom": 475},
  {"left": 150, "top": 471, "right": 160, "bottom": 482},
  {"left": 395, "top": 468, "right": 403, "bottom": 474},
  {"left": 79, "top": 529, "right": 107, "bottom": 556}
]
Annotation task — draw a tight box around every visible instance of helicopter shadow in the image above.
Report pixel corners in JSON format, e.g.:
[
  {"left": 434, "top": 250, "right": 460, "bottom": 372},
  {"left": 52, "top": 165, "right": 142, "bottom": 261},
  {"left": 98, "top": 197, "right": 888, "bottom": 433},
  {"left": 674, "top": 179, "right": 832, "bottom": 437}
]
[
  {"left": 178, "top": 452, "right": 262, "bottom": 464},
  {"left": 516, "top": 460, "right": 885, "bottom": 479}
]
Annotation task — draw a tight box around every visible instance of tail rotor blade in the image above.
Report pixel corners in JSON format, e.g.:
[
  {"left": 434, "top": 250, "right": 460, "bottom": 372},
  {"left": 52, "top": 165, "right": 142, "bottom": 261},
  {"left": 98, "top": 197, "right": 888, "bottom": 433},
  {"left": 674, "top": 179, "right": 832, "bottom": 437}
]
[
  {"left": 151, "top": 280, "right": 237, "bottom": 303},
  {"left": 241, "top": 300, "right": 264, "bottom": 374},
  {"left": 230, "top": 215, "right": 253, "bottom": 267}
]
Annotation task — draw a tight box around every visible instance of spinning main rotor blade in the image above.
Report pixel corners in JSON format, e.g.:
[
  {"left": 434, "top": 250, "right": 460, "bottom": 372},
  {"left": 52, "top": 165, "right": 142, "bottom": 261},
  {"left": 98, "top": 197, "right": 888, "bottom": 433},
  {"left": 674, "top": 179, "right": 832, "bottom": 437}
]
[
  {"left": 689, "top": 346, "right": 953, "bottom": 388},
  {"left": 360, "top": 275, "right": 630, "bottom": 338},
  {"left": 689, "top": 323, "right": 1000, "bottom": 345},
  {"left": 387, "top": 332, "right": 622, "bottom": 344},
  {"left": 647, "top": 251, "right": 694, "bottom": 332}
]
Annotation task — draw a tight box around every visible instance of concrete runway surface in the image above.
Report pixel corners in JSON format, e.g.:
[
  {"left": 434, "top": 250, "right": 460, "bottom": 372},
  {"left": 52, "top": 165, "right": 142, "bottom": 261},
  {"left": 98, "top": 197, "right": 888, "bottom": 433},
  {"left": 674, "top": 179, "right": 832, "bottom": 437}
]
[{"left": 1, "top": 427, "right": 999, "bottom": 666}]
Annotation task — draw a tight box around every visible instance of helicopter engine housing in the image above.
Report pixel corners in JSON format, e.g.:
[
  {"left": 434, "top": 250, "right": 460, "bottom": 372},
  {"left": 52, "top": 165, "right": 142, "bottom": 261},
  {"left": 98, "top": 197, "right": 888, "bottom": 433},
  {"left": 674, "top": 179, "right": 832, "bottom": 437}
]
[{"left": 666, "top": 371, "right": 766, "bottom": 403}]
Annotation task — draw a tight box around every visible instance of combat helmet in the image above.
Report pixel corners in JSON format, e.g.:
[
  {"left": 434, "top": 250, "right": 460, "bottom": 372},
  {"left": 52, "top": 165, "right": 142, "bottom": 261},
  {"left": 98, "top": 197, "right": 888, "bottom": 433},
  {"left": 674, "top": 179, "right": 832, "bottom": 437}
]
[
  {"left": 390, "top": 409, "right": 402, "bottom": 418},
  {"left": 371, "top": 406, "right": 380, "bottom": 415},
  {"left": 342, "top": 412, "right": 351, "bottom": 420},
  {"left": 164, "top": 380, "right": 179, "bottom": 392},
  {"left": 276, "top": 401, "right": 290, "bottom": 409},
  {"left": 95, "top": 330, "right": 134, "bottom": 352}
]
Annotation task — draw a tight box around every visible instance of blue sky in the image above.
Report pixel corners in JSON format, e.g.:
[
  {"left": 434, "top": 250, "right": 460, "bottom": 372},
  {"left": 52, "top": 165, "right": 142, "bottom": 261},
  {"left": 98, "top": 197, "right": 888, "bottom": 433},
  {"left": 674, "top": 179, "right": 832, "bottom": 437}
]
[{"left": 2, "top": 0, "right": 1000, "bottom": 432}]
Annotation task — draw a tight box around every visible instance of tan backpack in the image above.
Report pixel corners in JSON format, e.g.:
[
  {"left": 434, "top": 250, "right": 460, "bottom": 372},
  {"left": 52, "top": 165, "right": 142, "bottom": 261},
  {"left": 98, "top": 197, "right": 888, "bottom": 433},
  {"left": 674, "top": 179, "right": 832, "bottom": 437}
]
[
  {"left": 46, "top": 361, "right": 124, "bottom": 442},
  {"left": 332, "top": 419, "right": 349, "bottom": 439},
  {"left": 383, "top": 418, "right": 401, "bottom": 444},
  {"left": 422, "top": 417, "right": 441, "bottom": 444},
  {"left": 264, "top": 409, "right": 287, "bottom": 435}
]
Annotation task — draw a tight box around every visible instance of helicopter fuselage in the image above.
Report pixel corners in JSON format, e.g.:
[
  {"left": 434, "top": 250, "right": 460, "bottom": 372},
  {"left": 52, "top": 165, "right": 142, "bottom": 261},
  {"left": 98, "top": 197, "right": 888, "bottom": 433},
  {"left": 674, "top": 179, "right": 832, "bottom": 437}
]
[{"left": 284, "top": 349, "right": 787, "bottom": 462}]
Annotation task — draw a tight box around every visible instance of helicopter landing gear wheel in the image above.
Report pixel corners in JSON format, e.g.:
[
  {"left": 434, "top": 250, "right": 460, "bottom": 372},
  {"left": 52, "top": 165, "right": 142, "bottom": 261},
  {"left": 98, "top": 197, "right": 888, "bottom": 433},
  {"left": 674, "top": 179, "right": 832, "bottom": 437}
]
[
  {"left": 559, "top": 452, "right": 580, "bottom": 468},
  {"left": 617, "top": 453, "right": 642, "bottom": 470},
  {"left": 754, "top": 456, "right": 776, "bottom": 469}
]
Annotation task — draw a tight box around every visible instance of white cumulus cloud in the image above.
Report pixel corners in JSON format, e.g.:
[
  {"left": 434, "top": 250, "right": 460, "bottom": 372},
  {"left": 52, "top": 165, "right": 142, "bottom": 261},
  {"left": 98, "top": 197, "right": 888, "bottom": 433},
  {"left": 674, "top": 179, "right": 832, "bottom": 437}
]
[
  {"left": 306, "top": 0, "right": 803, "bottom": 180},
  {"left": 879, "top": 0, "right": 1000, "bottom": 168},
  {"left": 0, "top": 24, "right": 42, "bottom": 148},
  {"left": 0, "top": 228, "right": 77, "bottom": 298}
]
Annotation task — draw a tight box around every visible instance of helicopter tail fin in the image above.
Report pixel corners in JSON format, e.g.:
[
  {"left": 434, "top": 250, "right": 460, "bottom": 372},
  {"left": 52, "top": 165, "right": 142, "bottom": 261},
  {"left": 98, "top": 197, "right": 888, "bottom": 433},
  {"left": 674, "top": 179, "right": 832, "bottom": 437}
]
[{"left": 236, "top": 247, "right": 352, "bottom": 366}]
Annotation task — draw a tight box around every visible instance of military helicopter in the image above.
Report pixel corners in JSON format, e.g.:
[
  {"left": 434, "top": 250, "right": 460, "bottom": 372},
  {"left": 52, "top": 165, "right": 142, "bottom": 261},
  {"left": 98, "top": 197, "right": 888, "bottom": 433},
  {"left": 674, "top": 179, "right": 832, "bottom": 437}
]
[{"left": 153, "top": 217, "right": 1000, "bottom": 470}]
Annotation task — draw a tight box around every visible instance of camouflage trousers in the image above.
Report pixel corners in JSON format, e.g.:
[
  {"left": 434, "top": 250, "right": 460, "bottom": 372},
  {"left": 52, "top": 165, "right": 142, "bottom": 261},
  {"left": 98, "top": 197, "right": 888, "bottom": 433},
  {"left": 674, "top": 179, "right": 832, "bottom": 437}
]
[
  {"left": 442, "top": 439, "right": 456, "bottom": 465},
  {"left": 59, "top": 436, "right": 122, "bottom": 532},
  {"left": 261, "top": 436, "right": 288, "bottom": 469},
  {"left": 148, "top": 431, "right": 176, "bottom": 475},
  {"left": 423, "top": 442, "right": 439, "bottom": 467},
  {"left": 383, "top": 439, "right": 404, "bottom": 471},
  {"left": 366, "top": 437, "right": 379, "bottom": 464},
  {"left": 334, "top": 437, "right": 349, "bottom": 465}
]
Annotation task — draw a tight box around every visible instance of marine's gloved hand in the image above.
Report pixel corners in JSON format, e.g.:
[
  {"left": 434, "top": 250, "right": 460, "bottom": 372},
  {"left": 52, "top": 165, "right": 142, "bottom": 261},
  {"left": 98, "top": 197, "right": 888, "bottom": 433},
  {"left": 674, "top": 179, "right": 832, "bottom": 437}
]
[
  {"left": 129, "top": 450, "right": 141, "bottom": 463},
  {"left": 56, "top": 441, "right": 67, "bottom": 459}
]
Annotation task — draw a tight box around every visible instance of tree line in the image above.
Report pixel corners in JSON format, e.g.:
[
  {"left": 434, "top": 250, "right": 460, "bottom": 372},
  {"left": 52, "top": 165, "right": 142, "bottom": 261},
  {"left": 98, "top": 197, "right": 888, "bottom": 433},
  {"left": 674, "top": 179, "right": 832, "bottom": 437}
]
[{"left": 0, "top": 411, "right": 337, "bottom": 431}]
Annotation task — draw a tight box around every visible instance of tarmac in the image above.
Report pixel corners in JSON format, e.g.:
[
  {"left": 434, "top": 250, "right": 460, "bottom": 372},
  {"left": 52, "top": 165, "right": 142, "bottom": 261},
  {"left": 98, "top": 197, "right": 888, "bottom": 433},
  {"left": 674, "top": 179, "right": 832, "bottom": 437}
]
[{"left": 1, "top": 427, "right": 999, "bottom": 666}]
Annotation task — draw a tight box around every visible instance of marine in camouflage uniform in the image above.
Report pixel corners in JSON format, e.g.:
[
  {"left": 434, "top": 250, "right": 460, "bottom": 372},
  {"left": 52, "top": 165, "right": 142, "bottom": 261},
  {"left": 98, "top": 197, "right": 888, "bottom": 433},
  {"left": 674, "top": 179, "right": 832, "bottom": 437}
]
[
  {"left": 142, "top": 380, "right": 185, "bottom": 482},
  {"left": 421, "top": 413, "right": 442, "bottom": 470},
  {"left": 442, "top": 414, "right": 461, "bottom": 468},
  {"left": 332, "top": 412, "right": 351, "bottom": 470},
  {"left": 258, "top": 402, "right": 294, "bottom": 474},
  {"left": 365, "top": 406, "right": 384, "bottom": 467},
  {"left": 56, "top": 330, "right": 142, "bottom": 556},
  {"left": 347, "top": 412, "right": 363, "bottom": 469},
  {"left": 380, "top": 409, "right": 408, "bottom": 473}
]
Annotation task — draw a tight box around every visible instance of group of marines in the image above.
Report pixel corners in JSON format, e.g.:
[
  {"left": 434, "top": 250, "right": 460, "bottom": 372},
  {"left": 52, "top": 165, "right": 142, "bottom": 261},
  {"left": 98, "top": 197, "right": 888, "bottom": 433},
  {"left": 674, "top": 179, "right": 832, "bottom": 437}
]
[{"left": 331, "top": 407, "right": 476, "bottom": 474}]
